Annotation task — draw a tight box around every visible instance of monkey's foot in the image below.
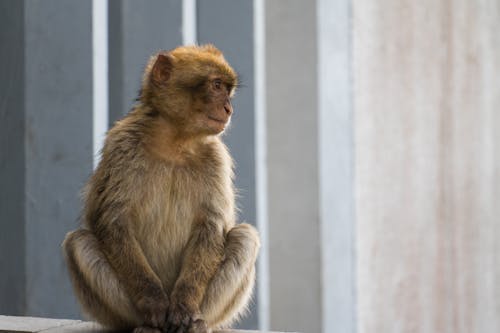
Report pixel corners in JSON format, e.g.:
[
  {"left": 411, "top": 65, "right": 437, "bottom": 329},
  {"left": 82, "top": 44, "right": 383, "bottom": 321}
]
[
  {"left": 189, "top": 319, "right": 209, "bottom": 333},
  {"left": 133, "top": 326, "right": 162, "bottom": 333},
  {"left": 164, "top": 317, "right": 208, "bottom": 333}
]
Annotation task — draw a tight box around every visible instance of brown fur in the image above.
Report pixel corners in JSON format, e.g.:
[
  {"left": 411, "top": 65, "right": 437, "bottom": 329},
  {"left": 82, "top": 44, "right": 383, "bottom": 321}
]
[{"left": 62, "top": 45, "right": 260, "bottom": 333}]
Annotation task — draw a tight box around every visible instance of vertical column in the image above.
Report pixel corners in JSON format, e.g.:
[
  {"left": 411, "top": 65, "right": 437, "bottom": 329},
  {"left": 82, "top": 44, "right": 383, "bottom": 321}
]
[
  {"left": 196, "top": 1, "right": 258, "bottom": 329},
  {"left": 108, "top": 0, "right": 183, "bottom": 125},
  {"left": 265, "top": 1, "right": 322, "bottom": 333},
  {"left": 353, "top": 0, "right": 500, "bottom": 332},
  {"left": 182, "top": 0, "right": 197, "bottom": 45},
  {"left": 317, "top": 1, "right": 356, "bottom": 333},
  {"left": 23, "top": 0, "right": 93, "bottom": 317},
  {"left": 253, "top": 0, "right": 269, "bottom": 330},
  {"left": 0, "top": 0, "right": 26, "bottom": 315},
  {"left": 92, "top": 0, "right": 109, "bottom": 168}
]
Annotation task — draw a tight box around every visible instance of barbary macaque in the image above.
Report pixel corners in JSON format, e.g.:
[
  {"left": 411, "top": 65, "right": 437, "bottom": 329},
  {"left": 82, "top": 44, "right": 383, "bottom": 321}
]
[{"left": 63, "top": 44, "right": 260, "bottom": 333}]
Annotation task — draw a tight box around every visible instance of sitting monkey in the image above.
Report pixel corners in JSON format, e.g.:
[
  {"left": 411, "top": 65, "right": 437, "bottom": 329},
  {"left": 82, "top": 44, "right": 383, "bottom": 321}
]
[{"left": 63, "top": 44, "right": 260, "bottom": 333}]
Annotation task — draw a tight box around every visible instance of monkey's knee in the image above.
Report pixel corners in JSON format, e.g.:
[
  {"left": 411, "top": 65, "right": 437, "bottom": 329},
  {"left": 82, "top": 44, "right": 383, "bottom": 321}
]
[
  {"left": 202, "top": 265, "right": 256, "bottom": 328},
  {"left": 62, "top": 229, "right": 99, "bottom": 278},
  {"left": 62, "top": 229, "right": 87, "bottom": 255},
  {"left": 62, "top": 229, "right": 105, "bottom": 285},
  {"left": 225, "top": 223, "right": 260, "bottom": 263},
  {"left": 62, "top": 229, "right": 89, "bottom": 288},
  {"left": 63, "top": 229, "right": 140, "bottom": 329},
  {"left": 200, "top": 224, "right": 259, "bottom": 328}
]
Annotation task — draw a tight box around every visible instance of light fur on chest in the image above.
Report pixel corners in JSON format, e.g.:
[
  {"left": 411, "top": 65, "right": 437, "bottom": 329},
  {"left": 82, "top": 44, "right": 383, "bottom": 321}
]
[{"left": 133, "top": 165, "right": 203, "bottom": 290}]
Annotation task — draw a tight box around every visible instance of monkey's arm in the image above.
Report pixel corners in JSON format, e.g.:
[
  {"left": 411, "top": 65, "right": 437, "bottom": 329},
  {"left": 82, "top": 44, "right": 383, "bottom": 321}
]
[
  {"left": 168, "top": 213, "right": 225, "bottom": 323},
  {"left": 95, "top": 216, "right": 168, "bottom": 328}
]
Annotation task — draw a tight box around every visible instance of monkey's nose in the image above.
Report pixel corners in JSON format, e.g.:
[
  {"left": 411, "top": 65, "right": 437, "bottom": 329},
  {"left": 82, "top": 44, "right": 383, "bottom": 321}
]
[{"left": 224, "top": 101, "right": 233, "bottom": 115}]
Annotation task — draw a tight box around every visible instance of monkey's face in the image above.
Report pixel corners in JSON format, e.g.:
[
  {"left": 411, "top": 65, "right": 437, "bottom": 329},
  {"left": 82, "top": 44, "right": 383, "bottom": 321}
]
[
  {"left": 192, "top": 76, "right": 235, "bottom": 135},
  {"left": 147, "top": 45, "right": 238, "bottom": 136}
]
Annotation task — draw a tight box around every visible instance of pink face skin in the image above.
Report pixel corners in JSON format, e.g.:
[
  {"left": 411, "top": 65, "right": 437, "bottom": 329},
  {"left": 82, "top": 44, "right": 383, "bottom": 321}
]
[{"left": 204, "top": 78, "right": 234, "bottom": 134}]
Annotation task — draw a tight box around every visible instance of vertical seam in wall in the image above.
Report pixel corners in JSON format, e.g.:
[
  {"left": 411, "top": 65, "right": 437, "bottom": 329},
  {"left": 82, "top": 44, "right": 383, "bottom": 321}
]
[
  {"left": 317, "top": 2, "right": 325, "bottom": 331},
  {"left": 182, "top": 0, "right": 197, "bottom": 45},
  {"left": 348, "top": 0, "right": 357, "bottom": 331},
  {"left": 107, "top": 0, "right": 124, "bottom": 127},
  {"left": 316, "top": 1, "right": 324, "bottom": 332},
  {"left": 317, "top": 1, "right": 326, "bottom": 332},
  {"left": 254, "top": 0, "right": 269, "bottom": 330},
  {"left": 92, "top": 0, "right": 109, "bottom": 169},
  {"left": 22, "top": 0, "right": 27, "bottom": 313}
]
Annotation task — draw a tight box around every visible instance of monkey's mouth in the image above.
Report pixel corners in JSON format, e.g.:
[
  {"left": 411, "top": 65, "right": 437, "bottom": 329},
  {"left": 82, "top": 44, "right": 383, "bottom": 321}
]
[{"left": 207, "top": 115, "right": 227, "bottom": 124}]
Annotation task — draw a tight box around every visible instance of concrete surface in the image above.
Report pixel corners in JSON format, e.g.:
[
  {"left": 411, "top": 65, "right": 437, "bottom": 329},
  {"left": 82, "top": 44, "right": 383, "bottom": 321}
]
[
  {"left": 0, "top": 316, "right": 291, "bottom": 333},
  {"left": 354, "top": 0, "right": 500, "bottom": 332}
]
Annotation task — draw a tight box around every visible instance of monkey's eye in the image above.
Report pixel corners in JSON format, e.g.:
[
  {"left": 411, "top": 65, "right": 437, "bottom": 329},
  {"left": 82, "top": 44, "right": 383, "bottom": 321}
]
[{"left": 213, "top": 79, "right": 222, "bottom": 90}]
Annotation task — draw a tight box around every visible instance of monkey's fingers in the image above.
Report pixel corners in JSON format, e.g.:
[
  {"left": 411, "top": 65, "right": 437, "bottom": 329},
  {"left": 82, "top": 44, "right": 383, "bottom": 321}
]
[
  {"left": 167, "top": 306, "right": 191, "bottom": 326},
  {"left": 175, "top": 325, "right": 188, "bottom": 333},
  {"left": 165, "top": 317, "right": 191, "bottom": 333},
  {"left": 136, "top": 294, "right": 168, "bottom": 328},
  {"left": 151, "top": 309, "right": 166, "bottom": 328},
  {"left": 164, "top": 321, "right": 186, "bottom": 333},
  {"left": 164, "top": 320, "right": 177, "bottom": 333},
  {"left": 188, "top": 319, "right": 208, "bottom": 333},
  {"left": 165, "top": 309, "right": 193, "bottom": 333}
]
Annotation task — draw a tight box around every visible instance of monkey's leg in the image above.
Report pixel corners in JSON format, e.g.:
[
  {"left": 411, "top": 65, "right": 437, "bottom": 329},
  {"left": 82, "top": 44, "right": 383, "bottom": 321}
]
[
  {"left": 200, "top": 223, "right": 260, "bottom": 329},
  {"left": 63, "top": 229, "right": 142, "bottom": 330}
]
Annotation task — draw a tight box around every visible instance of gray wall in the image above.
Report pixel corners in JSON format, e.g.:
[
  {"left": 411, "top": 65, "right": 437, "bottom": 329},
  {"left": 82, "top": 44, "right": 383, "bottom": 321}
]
[
  {"left": 24, "top": 0, "right": 93, "bottom": 317},
  {"left": 108, "top": 0, "right": 182, "bottom": 125},
  {"left": 0, "top": 0, "right": 93, "bottom": 317}
]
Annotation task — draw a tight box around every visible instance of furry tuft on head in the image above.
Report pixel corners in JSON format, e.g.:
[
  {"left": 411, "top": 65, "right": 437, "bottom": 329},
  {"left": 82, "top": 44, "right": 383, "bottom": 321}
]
[{"left": 141, "top": 44, "right": 238, "bottom": 102}]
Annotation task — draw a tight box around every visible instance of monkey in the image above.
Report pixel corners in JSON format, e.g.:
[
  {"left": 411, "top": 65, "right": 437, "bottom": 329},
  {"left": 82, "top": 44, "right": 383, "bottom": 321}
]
[{"left": 62, "top": 44, "right": 260, "bottom": 333}]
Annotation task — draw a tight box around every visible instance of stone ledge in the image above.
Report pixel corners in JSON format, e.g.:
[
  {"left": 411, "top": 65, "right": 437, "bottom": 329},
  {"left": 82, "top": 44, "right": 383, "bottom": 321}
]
[{"left": 0, "top": 316, "right": 293, "bottom": 333}]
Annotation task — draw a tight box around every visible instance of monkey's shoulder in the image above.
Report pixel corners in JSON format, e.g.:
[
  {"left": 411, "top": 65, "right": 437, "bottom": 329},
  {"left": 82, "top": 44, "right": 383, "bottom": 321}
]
[{"left": 102, "top": 116, "right": 148, "bottom": 156}]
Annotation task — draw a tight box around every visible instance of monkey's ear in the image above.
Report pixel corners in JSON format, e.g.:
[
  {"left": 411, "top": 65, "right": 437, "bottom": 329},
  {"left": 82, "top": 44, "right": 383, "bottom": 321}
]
[{"left": 152, "top": 54, "right": 173, "bottom": 85}]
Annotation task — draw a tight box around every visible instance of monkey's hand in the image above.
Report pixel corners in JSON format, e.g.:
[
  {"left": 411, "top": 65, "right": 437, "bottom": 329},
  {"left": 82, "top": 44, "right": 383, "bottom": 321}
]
[
  {"left": 164, "top": 299, "right": 208, "bottom": 333},
  {"left": 135, "top": 288, "right": 169, "bottom": 329}
]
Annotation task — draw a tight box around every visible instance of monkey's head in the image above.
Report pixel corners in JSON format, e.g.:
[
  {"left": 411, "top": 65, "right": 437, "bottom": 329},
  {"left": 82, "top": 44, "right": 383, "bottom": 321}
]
[{"left": 142, "top": 44, "right": 238, "bottom": 136}]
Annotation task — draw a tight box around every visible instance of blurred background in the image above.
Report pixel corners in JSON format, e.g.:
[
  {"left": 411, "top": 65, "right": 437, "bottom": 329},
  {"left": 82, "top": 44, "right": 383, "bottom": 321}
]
[{"left": 1, "top": 1, "right": 500, "bottom": 333}]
